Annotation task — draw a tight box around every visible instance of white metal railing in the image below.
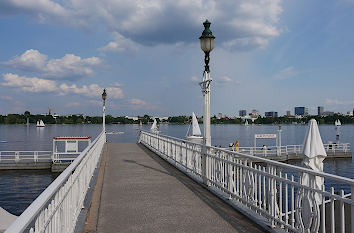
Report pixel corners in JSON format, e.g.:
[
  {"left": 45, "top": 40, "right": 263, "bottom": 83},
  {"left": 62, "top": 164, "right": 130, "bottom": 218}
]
[
  {"left": 0, "top": 151, "right": 52, "bottom": 163},
  {"left": 229, "top": 143, "right": 350, "bottom": 158},
  {"left": 51, "top": 152, "right": 82, "bottom": 163},
  {"left": 52, "top": 136, "right": 92, "bottom": 164},
  {"left": 5, "top": 131, "right": 106, "bottom": 233},
  {"left": 139, "top": 130, "right": 354, "bottom": 233}
]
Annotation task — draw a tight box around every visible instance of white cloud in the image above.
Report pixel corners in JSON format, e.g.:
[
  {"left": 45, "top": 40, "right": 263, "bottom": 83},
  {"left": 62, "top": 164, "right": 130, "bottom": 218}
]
[
  {"left": 0, "top": 0, "right": 284, "bottom": 50},
  {"left": 325, "top": 98, "right": 354, "bottom": 105},
  {"left": 106, "top": 87, "right": 124, "bottom": 99},
  {"left": 1, "top": 73, "right": 124, "bottom": 99},
  {"left": 59, "top": 83, "right": 101, "bottom": 97},
  {"left": 129, "top": 98, "right": 157, "bottom": 110},
  {"left": 0, "top": 0, "right": 68, "bottom": 22},
  {"left": 99, "top": 32, "right": 139, "bottom": 53},
  {"left": 3, "top": 49, "right": 102, "bottom": 79},
  {"left": 3, "top": 49, "right": 47, "bottom": 71},
  {"left": 273, "top": 66, "right": 297, "bottom": 80},
  {"left": 2, "top": 73, "right": 57, "bottom": 92},
  {"left": 223, "top": 37, "right": 269, "bottom": 50}
]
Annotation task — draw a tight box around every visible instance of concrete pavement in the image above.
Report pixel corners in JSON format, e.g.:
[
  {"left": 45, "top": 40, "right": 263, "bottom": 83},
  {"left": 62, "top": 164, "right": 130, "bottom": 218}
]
[{"left": 83, "top": 143, "right": 266, "bottom": 233}]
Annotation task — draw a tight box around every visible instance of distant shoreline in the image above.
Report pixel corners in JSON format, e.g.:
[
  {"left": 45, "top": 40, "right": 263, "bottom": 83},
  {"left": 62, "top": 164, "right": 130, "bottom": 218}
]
[{"left": 1, "top": 113, "right": 352, "bottom": 125}]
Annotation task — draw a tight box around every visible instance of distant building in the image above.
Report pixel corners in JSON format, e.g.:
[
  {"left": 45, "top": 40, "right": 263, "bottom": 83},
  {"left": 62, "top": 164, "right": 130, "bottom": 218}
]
[
  {"left": 265, "top": 111, "right": 278, "bottom": 117},
  {"left": 318, "top": 106, "right": 324, "bottom": 116},
  {"left": 322, "top": 111, "right": 334, "bottom": 116},
  {"left": 217, "top": 113, "right": 222, "bottom": 119},
  {"left": 294, "top": 107, "right": 308, "bottom": 116},
  {"left": 125, "top": 116, "right": 139, "bottom": 121},
  {"left": 239, "top": 110, "right": 247, "bottom": 117},
  {"left": 286, "top": 111, "right": 291, "bottom": 116},
  {"left": 250, "top": 109, "right": 260, "bottom": 118}
]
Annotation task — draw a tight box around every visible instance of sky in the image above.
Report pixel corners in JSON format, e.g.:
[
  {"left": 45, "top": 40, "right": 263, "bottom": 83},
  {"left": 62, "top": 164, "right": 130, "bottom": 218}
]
[{"left": 0, "top": 0, "right": 354, "bottom": 117}]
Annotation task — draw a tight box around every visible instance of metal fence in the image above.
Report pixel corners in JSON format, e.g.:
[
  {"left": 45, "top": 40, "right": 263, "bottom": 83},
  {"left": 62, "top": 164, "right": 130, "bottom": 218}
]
[
  {"left": 0, "top": 151, "right": 52, "bottom": 163},
  {"left": 5, "top": 131, "right": 106, "bottom": 233},
  {"left": 230, "top": 143, "right": 350, "bottom": 157},
  {"left": 139, "top": 130, "right": 354, "bottom": 233}
]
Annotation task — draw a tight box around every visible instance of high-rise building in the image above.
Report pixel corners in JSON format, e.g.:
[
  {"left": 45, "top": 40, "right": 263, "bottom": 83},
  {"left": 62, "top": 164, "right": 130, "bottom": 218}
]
[
  {"left": 295, "top": 107, "right": 308, "bottom": 116},
  {"left": 265, "top": 111, "right": 278, "bottom": 117},
  {"left": 239, "top": 110, "right": 247, "bottom": 117},
  {"left": 318, "top": 106, "right": 324, "bottom": 116},
  {"left": 286, "top": 111, "right": 291, "bottom": 116}
]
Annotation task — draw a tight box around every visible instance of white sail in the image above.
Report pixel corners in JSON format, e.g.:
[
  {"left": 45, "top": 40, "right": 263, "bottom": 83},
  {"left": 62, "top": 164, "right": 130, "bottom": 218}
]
[
  {"left": 139, "top": 121, "right": 142, "bottom": 127},
  {"left": 245, "top": 120, "right": 249, "bottom": 126},
  {"left": 191, "top": 112, "right": 201, "bottom": 136},
  {"left": 335, "top": 119, "right": 341, "bottom": 126},
  {"left": 37, "top": 120, "right": 45, "bottom": 127},
  {"left": 150, "top": 118, "right": 158, "bottom": 132}
]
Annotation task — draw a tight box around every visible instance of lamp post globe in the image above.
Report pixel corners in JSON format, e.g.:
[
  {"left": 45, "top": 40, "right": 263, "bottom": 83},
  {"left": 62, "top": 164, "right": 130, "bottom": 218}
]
[
  {"left": 102, "top": 89, "right": 107, "bottom": 103},
  {"left": 199, "top": 20, "right": 215, "bottom": 73}
]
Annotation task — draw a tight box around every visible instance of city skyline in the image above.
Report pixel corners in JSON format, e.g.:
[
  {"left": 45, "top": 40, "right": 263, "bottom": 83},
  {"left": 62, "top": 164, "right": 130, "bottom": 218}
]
[{"left": 0, "top": 1, "right": 354, "bottom": 116}]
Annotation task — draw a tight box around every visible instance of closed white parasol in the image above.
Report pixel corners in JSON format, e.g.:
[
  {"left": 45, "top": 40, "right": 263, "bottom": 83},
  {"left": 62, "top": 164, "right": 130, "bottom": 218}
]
[{"left": 301, "top": 119, "right": 327, "bottom": 204}]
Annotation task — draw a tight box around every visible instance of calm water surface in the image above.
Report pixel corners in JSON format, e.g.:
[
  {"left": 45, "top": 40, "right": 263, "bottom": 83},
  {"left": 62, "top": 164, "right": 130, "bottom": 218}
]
[{"left": 0, "top": 123, "right": 353, "bottom": 215}]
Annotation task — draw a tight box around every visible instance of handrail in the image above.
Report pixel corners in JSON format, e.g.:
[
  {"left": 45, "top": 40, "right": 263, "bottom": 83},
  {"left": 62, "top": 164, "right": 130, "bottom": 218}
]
[
  {"left": 141, "top": 131, "right": 354, "bottom": 185},
  {"left": 139, "top": 130, "right": 354, "bottom": 232},
  {"left": 5, "top": 131, "right": 105, "bottom": 233}
]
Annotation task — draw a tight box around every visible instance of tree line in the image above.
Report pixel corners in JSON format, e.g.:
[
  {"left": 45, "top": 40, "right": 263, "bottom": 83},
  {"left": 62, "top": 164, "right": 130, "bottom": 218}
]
[{"left": 0, "top": 112, "right": 353, "bottom": 125}]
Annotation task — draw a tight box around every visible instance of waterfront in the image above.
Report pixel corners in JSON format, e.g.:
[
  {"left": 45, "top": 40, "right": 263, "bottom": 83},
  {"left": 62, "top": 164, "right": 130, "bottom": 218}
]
[{"left": 0, "top": 123, "right": 353, "bottom": 216}]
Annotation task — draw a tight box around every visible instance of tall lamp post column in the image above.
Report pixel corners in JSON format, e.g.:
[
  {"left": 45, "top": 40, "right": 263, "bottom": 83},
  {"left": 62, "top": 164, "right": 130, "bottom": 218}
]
[
  {"left": 199, "top": 19, "right": 215, "bottom": 147},
  {"left": 102, "top": 89, "right": 107, "bottom": 134},
  {"left": 199, "top": 20, "right": 215, "bottom": 184}
]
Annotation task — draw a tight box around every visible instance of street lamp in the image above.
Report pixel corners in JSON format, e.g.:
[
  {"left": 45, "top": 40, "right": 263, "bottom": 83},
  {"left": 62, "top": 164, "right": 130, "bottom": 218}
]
[
  {"left": 199, "top": 19, "right": 215, "bottom": 147},
  {"left": 102, "top": 89, "right": 107, "bottom": 133},
  {"left": 199, "top": 20, "right": 215, "bottom": 185}
]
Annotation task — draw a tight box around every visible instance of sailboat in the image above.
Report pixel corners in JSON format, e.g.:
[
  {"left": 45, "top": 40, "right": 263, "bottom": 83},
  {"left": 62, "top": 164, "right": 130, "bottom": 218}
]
[
  {"left": 140, "top": 121, "right": 143, "bottom": 127},
  {"left": 150, "top": 118, "right": 159, "bottom": 133},
  {"left": 335, "top": 119, "right": 341, "bottom": 127},
  {"left": 244, "top": 120, "right": 249, "bottom": 126},
  {"left": 36, "top": 120, "right": 45, "bottom": 127},
  {"left": 186, "top": 112, "right": 203, "bottom": 144}
]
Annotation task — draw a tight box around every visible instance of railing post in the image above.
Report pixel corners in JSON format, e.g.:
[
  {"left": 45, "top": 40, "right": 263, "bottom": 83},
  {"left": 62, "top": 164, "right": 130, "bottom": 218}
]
[
  {"left": 15, "top": 151, "right": 20, "bottom": 162},
  {"left": 202, "top": 144, "right": 208, "bottom": 185}
]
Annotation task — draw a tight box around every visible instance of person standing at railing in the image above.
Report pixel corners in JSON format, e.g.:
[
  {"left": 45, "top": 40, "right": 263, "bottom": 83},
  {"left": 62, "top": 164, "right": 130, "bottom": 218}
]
[{"left": 262, "top": 145, "right": 267, "bottom": 156}]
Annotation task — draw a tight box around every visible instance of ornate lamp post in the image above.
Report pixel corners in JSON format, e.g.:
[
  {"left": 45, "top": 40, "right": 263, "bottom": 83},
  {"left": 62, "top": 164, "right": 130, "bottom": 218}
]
[
  {"left": 199, "top": 19, "right": 215, "bottom": 147},
  {"left": 199, "top": 20, "right": 215, "bottom": 185},
  {"left": 102, "top": 89, "right": 107, "bottom": 133}
]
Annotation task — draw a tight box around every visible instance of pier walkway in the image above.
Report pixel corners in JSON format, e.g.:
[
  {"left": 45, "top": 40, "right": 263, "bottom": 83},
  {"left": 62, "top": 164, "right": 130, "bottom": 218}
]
[{"left": 83, "top": 143, "right": 266, "bottom": 233}]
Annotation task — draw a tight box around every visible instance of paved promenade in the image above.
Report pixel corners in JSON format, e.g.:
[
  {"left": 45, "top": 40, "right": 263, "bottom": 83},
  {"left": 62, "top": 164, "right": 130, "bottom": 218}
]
[{"left": 83, "top": 143, "right": 266, "bottom": 233}]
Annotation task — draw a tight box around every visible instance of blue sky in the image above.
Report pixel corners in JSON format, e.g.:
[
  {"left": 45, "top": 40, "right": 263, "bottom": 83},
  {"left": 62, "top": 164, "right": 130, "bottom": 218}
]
[{"left": 0, "top": 0, "right": 354, "bottom": 117}]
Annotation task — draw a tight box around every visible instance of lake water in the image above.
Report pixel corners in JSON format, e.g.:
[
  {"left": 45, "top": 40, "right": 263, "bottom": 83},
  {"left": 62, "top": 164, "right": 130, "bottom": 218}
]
[{"left": 0, "top": 123, "right": 353, "bottom": 215}]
